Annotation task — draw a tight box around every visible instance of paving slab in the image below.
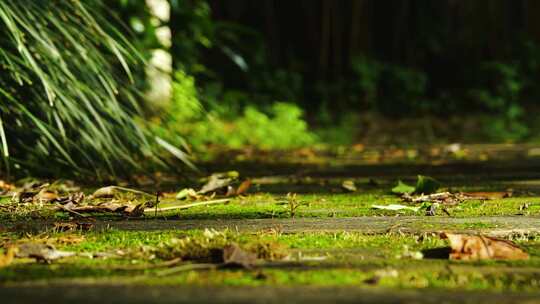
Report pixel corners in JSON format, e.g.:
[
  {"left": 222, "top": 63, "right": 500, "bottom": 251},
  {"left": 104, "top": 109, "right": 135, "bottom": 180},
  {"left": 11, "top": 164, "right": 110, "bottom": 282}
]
[
  {"left": 1, "top": 285, "right": 539, "bottom": 304},
  {"left": 4, "top": 216, "right": 539, "bottom": 236},
  {"left": 90, "top": 216, "right": 540, "bottom": 235}
]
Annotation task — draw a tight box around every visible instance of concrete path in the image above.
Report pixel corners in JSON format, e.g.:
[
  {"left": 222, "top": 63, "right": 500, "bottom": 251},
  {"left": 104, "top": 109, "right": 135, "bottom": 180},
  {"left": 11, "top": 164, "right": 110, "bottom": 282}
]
[
  {"left": 2, "top": 285, "right": 539, "bottom": 304},
  {"left": 4, "top": 215, "right": 537, "bottom": 236},
  {"left": 88, "top": 215, "right": 540, "bottom": 236}
]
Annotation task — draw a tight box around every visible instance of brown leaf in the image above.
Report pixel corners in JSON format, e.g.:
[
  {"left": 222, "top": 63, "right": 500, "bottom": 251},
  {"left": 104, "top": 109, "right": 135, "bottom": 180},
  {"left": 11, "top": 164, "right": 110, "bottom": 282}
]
[
  {"left": 461, "top": 192, "right": 512, "bottom": 199},
  {"left": 222, "top": 244, "right": 257, "bottom": 268},
  {"left": 15, "top": 243, "right": 75, "bottom": 262},
  {"left": 90, "top": 186, "right": 118, "bottom": 199},
  {"left": 0, "top": 246, "right": 17, "bottom": 268},
  {"left": 34, "top": 189, "right": 59, "bottom": 202},
  {"left": 62, "top": 201, "right": 147, "bottom": 216},
  {"left": 0, "top": 180, "right": 15, "bottom": 192},
  {"left": 89, "top": 186, "right": 152, "bottom": 199},
  {"left": 236, "top": 180, "right": 252, "bottom": 195},
  {"left": 55, "top": 192, "right": 85, "bottom": 205},
  {"left": 341, "top": 180, "right": 357, "bottom": 192},
  {"left": 441, "top": 233, "right": 529, "bottom": 260}
]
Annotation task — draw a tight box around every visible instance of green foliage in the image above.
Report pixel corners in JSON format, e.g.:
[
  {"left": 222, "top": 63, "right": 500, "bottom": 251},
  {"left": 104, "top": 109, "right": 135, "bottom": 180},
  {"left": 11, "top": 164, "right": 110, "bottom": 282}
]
[
  {"left": 391, "top": 176, "right": 440, "bottom": 195},
  {"left": 391, "top": 181, "right": 416, "bottom": 195},
  {"left": 0, "top": 0, "right": 168, "bottom": 178},
  {"left": 234, "top": 103, "right": 316, "bottom": 149},
  {"left": 350, "top": 57, "right": 428, "bottom": 116},
  {"left": 153, "top": 71, "right": 317, "bottom": 151},
  {"left": 469, "top": 62, "right": 529, "bottom": 142},
  {"left": 350, "top": 57, "right": 381, "bottom": 107},
  {"left": 170, "top": 0, "right": 214, "bottom": 73},
  {"left": 315, "top": 112, "right": 359, "bottom": 146},
  {"left": 414, "top": 175, "right": 440, "bottom": 195}
]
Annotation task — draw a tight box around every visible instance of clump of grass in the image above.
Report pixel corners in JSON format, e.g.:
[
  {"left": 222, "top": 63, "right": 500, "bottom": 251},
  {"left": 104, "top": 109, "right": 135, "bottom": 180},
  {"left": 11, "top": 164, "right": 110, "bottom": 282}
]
[
  {"left": 286, "top": 193, "right": 303, "bottom": 218},
  {"left": 0, "top": 1, "right": 177, "bottom": 178},
  {"left": 155, "top": 229, "right": 288, "bottom": 262}
]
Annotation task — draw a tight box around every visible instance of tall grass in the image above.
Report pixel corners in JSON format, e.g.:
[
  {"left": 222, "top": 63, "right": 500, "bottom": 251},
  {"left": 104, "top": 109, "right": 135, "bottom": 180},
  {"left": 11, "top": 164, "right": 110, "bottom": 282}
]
[{"left": 0, "top": 1, "right": 187, "bottom": 178}]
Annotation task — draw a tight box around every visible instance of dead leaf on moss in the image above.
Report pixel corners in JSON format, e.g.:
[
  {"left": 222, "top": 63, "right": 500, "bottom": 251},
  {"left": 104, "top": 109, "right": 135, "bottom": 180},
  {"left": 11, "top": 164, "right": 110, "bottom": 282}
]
[
  {"left": 342, "top": 180, "right": 357, "bottom": 192},
  {"left": 34, "top": 189, "right": 59, "bottom": 202},
  {"left": 0, "top": 180, "right": 15, "bottom": 192},
  {"left": 15, "top": 243, "right": 75, "bottom": 262},
  {"left": 235, "top": 180, "right": 252, "bottom": 195},
  {"left": 441, "top": 232, "right": 529, "bottom": 260},
  {"left": 61, "top": 201, "right": 148, "bottom": 217},
  {"left": 460, "top": 191, "right": 512, "bottom": 199},
  {"left": 54, "top": 192, "right": 85, "bottom": 205},
  {"left": 89, "top": 186, "right": 153, "bottom": 199},
  {"left": 198, "top": 172, "right": 238, "bottom": 194},
  {"left": 0, "top": 246, "right": 17, "bottom": 268},
  {"left": 221, "top": 243, "right": 257, "bottom": 268}
]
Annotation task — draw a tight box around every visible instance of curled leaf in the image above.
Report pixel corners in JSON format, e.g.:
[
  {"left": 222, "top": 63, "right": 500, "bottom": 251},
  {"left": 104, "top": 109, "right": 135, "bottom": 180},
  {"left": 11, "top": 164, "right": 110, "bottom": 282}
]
[
  {"left": 441, "top": 233, "right": 529, "bottom": 260},
  {"left": 236, "top": 180, "right": 252, "bottom": 195},
  {"left": 342, "top": 180, "right": 357, "bottom": 192}
]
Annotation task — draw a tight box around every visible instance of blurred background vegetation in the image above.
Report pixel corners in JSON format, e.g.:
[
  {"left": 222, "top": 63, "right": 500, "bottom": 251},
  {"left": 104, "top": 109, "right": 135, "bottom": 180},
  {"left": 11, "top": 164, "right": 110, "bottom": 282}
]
[
  {"left": 3, "top": 0, "right": 540, "bottom": 177},
  {"left": 145, "top": 0, "right": 540, "bottom": 148}
]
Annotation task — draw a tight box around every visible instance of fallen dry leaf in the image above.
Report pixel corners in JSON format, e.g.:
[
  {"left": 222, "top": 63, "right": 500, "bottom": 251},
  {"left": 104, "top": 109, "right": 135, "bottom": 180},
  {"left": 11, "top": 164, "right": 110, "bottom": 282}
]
[
  {"left": 34, "top": 189, "right": 59, "bottom": 202},
  {"left": 90, "top": 186, "right": 118, "bottom": 198},
  {"left": 460, "top": 191, "right": 512, "bottom": 199},
  {"left": 0, "top": 246, "right": 17, "bottom": 268},
  {"left": 61, "top": 201, "right": 148, "bottom": 217},
  {"left": 90, "top": 186, "right": 153, "bottom": 199},
  {"left": 53, "top": 192, "right": 85, "bottom": 205},
  {"left": 0, "top": 180, "right": 15, "bottom": 192},
  {"left": 235, "top": 180, "right": 252, "bottom": 195},
  {"left": 342, "top": 180, "right": 357, "bottom": 192},
  {"left": 199, "top": 172, "right": 238, "bottom": 194},
  {"left": 401, "top": 191, "right": 509, "bottom": 206},
  {"left": 15, "top": 243, "right": 75, "bottom": 262},
  {"left": 221, "top": 243, "right": 257, "bottom": 268},
  {"left": 441, "top": 232, "right": 528, "bottom": 260}
]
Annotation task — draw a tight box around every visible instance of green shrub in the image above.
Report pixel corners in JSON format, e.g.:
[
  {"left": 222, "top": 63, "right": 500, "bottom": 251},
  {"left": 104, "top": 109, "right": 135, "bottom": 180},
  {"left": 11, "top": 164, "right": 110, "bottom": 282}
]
[
  {"left": 468, "top": 62, "right": 529, "bottom": 142},
  {"left": 153, "top": 71, "right": 317, "bottom": 151},
  {"left": 0, "top": 1, "right": 165, "bottom": 178},
  {"left": 350, "top": 57, "right": 428, "bottom": 116}
]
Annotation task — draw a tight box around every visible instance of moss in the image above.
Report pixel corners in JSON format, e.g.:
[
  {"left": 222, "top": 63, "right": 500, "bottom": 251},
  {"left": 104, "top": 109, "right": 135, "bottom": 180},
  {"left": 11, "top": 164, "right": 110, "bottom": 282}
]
[{"left": 3, "top": 229, "right": 540, "bottom": 290}]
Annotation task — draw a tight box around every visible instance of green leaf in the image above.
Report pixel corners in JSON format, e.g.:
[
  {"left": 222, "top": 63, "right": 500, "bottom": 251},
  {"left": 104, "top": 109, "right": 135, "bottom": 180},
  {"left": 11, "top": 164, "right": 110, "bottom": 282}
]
[
  {"left": 391, "top": 180, "right": 415, "bottom": 194},
  {"left": 415, "top": 175, "right": 440, "bottom": 194}
]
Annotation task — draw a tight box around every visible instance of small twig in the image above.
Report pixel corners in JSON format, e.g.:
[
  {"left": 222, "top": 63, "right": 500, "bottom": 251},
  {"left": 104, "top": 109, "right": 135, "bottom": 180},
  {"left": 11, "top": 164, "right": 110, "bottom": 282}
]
[
  {"left": 144, "top": 198, "right": 231, "bottom": 213},
  {"left": 154, "top": 192, "right": 159, "bottom": 217},
  {"left": 406, "top": 192, "right": 453, "bottom": 203}
]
